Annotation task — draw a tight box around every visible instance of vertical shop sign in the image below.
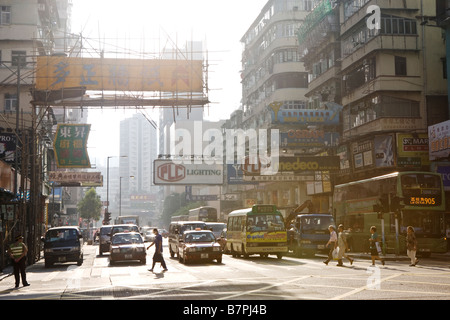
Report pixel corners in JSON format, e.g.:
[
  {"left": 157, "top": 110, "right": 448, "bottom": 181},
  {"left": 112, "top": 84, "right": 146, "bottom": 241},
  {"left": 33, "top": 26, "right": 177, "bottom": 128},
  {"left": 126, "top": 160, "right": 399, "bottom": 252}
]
[{"left": 53, "top": 124, "right": 91, "bottom": 168}]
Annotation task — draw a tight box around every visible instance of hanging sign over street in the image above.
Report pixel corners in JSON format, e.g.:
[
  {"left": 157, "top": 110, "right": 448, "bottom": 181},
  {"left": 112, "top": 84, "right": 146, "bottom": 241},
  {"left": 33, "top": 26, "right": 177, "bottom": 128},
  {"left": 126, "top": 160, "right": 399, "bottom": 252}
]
[
  {"left": 53, "top": 124, "right": 91, "bottom": 168},
  {"left": 36, "top": 56, "right": 203, "bottom": 93}
]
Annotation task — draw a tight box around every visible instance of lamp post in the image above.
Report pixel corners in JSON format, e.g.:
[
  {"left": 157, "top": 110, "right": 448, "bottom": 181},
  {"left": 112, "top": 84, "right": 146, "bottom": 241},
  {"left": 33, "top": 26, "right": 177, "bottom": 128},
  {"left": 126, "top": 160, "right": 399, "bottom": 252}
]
[{"left": 119, "top": 175, "right": 134, "bottom": 217}]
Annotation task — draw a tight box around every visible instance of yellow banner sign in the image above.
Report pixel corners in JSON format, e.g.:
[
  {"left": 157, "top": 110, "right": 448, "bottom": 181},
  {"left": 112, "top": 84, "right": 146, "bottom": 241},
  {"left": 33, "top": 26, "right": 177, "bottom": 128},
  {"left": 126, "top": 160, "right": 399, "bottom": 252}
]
[{"left": 36, "top": 56, "right": 203, "bottom": 92}]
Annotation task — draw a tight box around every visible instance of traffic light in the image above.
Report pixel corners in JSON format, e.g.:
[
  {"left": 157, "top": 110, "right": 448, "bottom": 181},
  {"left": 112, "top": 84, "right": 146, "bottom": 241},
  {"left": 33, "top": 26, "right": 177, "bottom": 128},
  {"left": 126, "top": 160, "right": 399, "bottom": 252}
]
[
  {"left": 103, "top": 211, "right": 111, "bottom": 224},
  {"left": 390, "top": 196, "right": 405, "bottom": 212}
]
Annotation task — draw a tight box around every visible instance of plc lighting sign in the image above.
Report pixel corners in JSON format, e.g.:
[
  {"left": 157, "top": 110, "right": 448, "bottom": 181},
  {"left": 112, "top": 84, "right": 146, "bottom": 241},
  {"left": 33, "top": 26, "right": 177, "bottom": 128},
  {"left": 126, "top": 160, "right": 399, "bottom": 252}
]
[{"left": 154, "top": 160, "right": 223, "bottom": 185}]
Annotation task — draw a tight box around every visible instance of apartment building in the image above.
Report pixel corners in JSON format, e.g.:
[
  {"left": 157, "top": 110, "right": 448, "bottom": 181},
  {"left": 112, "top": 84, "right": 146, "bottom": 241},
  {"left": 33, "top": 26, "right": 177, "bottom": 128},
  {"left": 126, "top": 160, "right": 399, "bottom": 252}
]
[
  {"left": 238, "top": 0, "right": 324, "bottom": 213},
  {"left": 300, "top": 0, "right": 447, "bottom": 185}
]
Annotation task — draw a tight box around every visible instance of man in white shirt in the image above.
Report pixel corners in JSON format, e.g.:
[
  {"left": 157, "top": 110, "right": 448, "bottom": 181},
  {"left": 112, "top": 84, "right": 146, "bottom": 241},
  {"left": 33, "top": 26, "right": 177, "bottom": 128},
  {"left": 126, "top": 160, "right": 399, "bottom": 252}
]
[{"left": 323, "top": 225, "right": 337, "bottom": 265}]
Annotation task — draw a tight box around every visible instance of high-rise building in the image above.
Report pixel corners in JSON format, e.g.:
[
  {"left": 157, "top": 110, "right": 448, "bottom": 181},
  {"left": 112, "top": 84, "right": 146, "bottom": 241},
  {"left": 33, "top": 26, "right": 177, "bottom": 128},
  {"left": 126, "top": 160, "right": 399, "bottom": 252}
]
[
  {"left": 236, "top": 0, "right": 322, "bottom": 213},
  {"left": 118, "top": 113, "right": 158, "bottom": 218}
]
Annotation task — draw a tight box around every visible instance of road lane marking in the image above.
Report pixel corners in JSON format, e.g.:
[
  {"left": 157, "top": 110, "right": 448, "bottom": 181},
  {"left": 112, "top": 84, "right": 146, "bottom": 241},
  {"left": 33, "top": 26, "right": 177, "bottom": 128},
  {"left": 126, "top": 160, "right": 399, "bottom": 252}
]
[
  {"left": 217, "top": 275, "right": 310, "bottom": 300},
  {"left": 329, "top": 273, "right": 401, "bottom": 300}
]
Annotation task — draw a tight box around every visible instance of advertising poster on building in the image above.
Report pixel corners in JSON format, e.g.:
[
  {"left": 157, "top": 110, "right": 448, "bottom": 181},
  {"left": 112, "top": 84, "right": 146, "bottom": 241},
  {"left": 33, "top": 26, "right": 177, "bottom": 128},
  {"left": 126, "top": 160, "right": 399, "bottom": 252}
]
[
  {"left": 374, "top": 135, "right": 394, "bottom": 167},
  {"left": 351, "top": 140, "right": 373, "bottom": 171},
  {"left": 396, "top": 133, "right": 429, "bottom": 167},
  {"left": 0, "top": 133, "right": 18, "bottom": 164},
  {"left": 428, "top": 120, "right": 450, "bottom": 160}
]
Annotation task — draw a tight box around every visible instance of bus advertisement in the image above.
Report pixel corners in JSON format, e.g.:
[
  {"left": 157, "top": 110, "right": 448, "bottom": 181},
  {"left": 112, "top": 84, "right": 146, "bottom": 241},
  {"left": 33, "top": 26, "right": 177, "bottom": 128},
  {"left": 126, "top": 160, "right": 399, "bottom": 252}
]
[
  {"left": 226, "top": 205, "right": 287, "bottom": 259},
  {"left": 188, "top": 206, "right": 218, "bottom": 222},
  {"left": 333, "top": 171, "right": 447, "bottom": 256}
]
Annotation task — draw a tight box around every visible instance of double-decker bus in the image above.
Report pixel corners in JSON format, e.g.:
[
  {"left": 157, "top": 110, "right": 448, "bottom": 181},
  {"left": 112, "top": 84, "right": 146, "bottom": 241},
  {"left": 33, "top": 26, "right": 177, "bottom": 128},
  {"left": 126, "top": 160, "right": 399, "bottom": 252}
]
[
  {"left": 226, "top": 205, "right": 287, "bottom": 259},
  {"left": 188, "top": 206, "right": 218, "bottom": 222},
  {"left": 333, "top": 171, "right": 446, "bottom": 256}
]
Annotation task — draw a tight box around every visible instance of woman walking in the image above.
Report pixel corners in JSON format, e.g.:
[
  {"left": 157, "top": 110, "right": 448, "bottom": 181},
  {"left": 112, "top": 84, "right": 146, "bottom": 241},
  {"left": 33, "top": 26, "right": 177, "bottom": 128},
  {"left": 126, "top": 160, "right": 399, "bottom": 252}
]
[
  {"left": 406, "top": 226, "right": 419, "bottom": 266},
  {"left": 369, "top": 226, "right": 385, "bottom": 266}
]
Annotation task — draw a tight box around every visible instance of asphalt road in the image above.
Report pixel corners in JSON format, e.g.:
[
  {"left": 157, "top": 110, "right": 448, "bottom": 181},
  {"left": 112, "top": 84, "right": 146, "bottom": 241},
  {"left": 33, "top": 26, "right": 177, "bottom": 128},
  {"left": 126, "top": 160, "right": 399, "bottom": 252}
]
[{"left": 1, "top": 239, "right": 449, "bottom": 304}]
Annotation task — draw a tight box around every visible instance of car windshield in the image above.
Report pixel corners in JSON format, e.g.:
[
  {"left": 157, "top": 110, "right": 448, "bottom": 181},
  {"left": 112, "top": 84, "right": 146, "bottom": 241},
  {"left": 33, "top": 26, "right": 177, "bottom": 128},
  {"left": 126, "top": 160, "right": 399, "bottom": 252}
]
[
  {"left": 208, "top": 224, "right": 225, "bottom": 233},
  {"left": 301, "top": 216, "right": 333, "bottom": 233},
  {"left": 184, "top": 232, "right": 216, "bottom": 243},
  {"left": 112, "top": 233, "right": 143, "bottom": 245},
  {"left": 45, "top": 229, "right": 79, "bottom": 242},
  {"left": 112, "top": 225, "right": 139, "bottom": 234},
  {"left": 247, "top": 214, "right": 285, "bottom": 232}
]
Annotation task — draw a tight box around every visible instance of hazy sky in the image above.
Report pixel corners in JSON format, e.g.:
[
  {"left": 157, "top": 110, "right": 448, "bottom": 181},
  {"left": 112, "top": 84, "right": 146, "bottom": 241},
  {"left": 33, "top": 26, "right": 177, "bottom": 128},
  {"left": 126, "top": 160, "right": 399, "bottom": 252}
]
[{"left": 70, "top": 0, "right": 267, "bottom": 165}]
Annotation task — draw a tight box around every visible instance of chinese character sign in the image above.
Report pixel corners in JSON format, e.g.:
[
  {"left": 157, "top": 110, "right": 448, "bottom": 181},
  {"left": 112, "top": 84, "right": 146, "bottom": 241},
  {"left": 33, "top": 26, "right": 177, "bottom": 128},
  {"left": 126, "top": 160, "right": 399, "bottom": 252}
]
[
  {"left": 53, "top": 124, "right": 91, "bottom": 168},
  {"left": 36, "top": 56, "right": 204, "bottom": 93}
]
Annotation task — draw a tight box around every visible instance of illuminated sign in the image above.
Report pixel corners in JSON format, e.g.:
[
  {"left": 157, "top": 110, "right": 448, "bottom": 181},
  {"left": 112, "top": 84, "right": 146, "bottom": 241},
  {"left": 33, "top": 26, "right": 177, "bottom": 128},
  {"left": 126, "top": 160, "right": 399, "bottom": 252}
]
[
  {"left": 407, "top": 196, "right": 439, "bottom": 206},
  {"left": 36, "top": 56, "right": 204, "bottom": 93}
]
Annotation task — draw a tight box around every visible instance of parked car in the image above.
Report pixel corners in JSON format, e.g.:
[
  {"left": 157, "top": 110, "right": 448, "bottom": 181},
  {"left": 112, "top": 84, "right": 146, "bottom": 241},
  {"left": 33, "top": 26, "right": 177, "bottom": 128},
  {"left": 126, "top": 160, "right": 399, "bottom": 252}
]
[
  {"left": 109, "top": 232, "right": 146, "bottom": 265},
  {"left": 178, "top": 229, "right": 222, "bottom": 264},
  {"left": 41, "top": 226, "right": 84, "bottom": 268},
  {"left": 98, "top": 225, "right": 112, "bottom": 256}
]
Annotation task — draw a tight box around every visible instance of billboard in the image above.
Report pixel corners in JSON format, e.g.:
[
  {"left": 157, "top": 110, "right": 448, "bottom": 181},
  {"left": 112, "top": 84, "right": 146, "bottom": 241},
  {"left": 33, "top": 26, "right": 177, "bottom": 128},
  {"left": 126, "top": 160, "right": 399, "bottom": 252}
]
[
  {"left": 268, "top": 101, "right": 342, "bottom": 125},
  {"left": 428, "top": 120, "right": 450, "bottom": 160},
  {"left": 49, "top": 171, "right": 102, "bottom": 186},
  {"left": 153, "top": 160, "right": 223, "bottom": 185},
  {"left": 396, "top": 133, "right": 430, "bottom": 167},
  {"left": 36, "top": 56, "right": 203, "bottom": 93}
]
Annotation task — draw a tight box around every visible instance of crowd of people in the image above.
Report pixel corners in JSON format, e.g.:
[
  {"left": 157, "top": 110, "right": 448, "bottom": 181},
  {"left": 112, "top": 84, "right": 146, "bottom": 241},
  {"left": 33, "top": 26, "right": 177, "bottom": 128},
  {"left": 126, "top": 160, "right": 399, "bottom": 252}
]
[{"left": 323, "top": 224, "right": 419, "bottom": 267}]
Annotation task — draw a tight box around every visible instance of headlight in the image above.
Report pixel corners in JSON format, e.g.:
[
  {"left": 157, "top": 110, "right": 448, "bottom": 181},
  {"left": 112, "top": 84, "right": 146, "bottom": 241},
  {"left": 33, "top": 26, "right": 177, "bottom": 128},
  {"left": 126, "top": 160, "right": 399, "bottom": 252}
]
[
  {"left": 44, "top": 248, "right": 53, "bottom": 253},
  {"left": 213, "top": 247, "right": 221, "bottom": 252},
  {"left": 112, "top": 248, "right": 120, "bottom": 254},
  {"left": 300, "top": 240, "right": 311, "bottom": 244},
  {"left": 136, "top": 247, "right": 145, "bottom": 252}
]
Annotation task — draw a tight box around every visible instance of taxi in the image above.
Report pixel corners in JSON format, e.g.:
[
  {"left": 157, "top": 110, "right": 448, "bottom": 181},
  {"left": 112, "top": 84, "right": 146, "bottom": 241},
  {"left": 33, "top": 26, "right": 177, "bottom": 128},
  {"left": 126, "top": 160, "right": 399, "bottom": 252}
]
[
  {"left": 109, "top": 232, "right": 146, "bottom": 265},
  {"left": 178, "top": 229, "right": 222, "bottom": 264}
]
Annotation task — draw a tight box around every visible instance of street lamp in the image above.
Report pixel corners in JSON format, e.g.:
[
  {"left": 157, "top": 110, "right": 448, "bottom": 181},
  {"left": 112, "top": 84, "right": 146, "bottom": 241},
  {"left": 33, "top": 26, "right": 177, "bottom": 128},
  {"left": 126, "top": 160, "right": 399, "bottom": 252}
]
[
  {"left": 106, "top": 155, "right": 127, "bottom": 224},
  {"left": 119, "top": 175, "right": 134, "bottom": 217}
]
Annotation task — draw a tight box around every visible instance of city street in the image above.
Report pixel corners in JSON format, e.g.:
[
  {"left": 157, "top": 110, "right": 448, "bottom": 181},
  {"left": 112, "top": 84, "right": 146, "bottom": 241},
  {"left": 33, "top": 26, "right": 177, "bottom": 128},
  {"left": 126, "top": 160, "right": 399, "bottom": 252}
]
[{"left": 1, "top": 239, "right": 449, "bottom": 301}]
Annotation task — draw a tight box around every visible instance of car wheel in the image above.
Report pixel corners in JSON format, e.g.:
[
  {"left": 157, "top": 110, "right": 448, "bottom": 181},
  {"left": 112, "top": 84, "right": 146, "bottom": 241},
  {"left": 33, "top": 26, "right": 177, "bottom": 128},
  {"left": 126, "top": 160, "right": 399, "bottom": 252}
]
[
  {"left": 44, "top": 260, "right": 52, "bottom": 268},
  {"left": 169, "top": 246, "right": 175, "bottom": 258},
  {"left": 217, "top": 256, "right": 222, "bottom": 264},
  {"left": 140, "top": 258, "right": 146, "bottom": 265}
]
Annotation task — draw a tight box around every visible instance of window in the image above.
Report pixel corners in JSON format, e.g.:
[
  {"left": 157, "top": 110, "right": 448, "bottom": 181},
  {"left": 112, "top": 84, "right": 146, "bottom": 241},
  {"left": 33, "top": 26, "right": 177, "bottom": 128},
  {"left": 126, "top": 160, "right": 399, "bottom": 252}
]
[
  {"left": 0, "top": 6, "right": 10, "bottom": 25},
  {"left": 4, "top": 93, "right": 17, "bottom": 112},
  {"left": 395, "top": 56, "right": 407, "bottom": 76}
]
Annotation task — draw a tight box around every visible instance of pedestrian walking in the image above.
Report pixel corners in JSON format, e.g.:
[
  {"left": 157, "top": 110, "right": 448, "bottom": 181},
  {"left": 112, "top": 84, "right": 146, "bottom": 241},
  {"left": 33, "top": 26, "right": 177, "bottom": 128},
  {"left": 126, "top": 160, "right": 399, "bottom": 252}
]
[
  {"left": 336, "top": 224, "right": 354, "bottom": 266},
  {"left": 369, "top": 226, "right": 385, "bottom": 266},
  {"left": 323, "top": 225, "right": 337, "bottom": 265},
  {"left": 8, "top": 235, "right": 30, "bottom": 288},
  {"left": 406, "top": 226, "right": 419, "bottom": 266},
  {"left": 147, "top": 228, "right": 168, "bottom": 272}
]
